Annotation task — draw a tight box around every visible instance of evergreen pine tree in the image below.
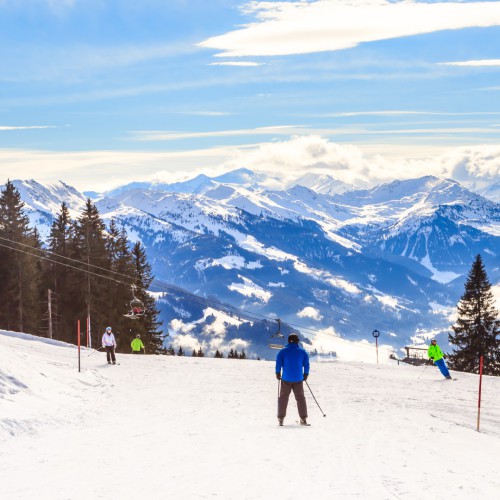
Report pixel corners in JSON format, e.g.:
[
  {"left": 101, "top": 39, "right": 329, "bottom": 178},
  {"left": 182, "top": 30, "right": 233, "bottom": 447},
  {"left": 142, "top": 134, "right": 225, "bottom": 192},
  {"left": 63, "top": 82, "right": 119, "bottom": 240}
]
[
  {"left": 448, "top": 254, "right": 500, "bottom": 375},
  {"left": 239, "top": 350, "right": 247, "bottom": 360},
  {"left": 192, "top": 349, "right": 197, "bottom": 357},
  {"left": 0, "top": 181, "right": 43, "bottom": 333},
  {"left": 177, "top": 346, "right": 184, "bottom": 356},
  {"left": 106, "top": 221, "right": 137, "bottom": 349},
  {"left": 130, "top": 241, "right": 164, "bottom": 354},
  {"left": 45, "top": 202, "right": 74, "bottom": 341},
  {"left": 197, "top": 347, "right": 204, "bottom": 357},
  {"left": 29, "top": 227, "right": 45, "bottom": 335},
  {"left": 72, "top": 199, "right": 110, "bottom": 347}
]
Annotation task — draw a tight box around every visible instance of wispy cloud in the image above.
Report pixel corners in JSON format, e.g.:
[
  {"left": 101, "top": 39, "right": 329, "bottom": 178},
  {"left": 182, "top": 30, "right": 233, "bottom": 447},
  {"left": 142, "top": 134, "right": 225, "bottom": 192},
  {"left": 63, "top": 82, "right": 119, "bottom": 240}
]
[
  {"left": 199, "top": 0, "right": 500, "bottom": 57},
  {"left": 174, "top": 111, "right": 233, "bottom": 116},
  {"left": 129, "top": 123, "right": 500, "bottom": 143},
  {"left": 440, "top": 59, "right": 500, "bottom": 67},
  {"left": 209, "top": 61, "right": 263, "bottom": 67},
  {"left": 1, "top": 42, "right": 197, "bottom": 83},
  {"left": 0, "top": 125, "right": 56, "bottom": 131},
  {"left": 130, "top": 125, "right": 305, "bottom": 141},
  {"left": 318, "top": 110, "right": 500, "bottom": 118}
]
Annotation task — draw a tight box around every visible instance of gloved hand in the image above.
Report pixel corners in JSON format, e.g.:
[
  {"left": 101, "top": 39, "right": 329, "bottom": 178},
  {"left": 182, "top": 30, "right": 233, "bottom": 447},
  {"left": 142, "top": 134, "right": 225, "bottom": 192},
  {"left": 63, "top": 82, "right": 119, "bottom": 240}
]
[
  {"left": 303, "top": 374, "right": 308, "bottom": 381},
  {"left": 276, "top": 372, "right": 281, "bottom": 380},
  {"left": 428, "top": 358, "right": 434, "bottom": 365}
]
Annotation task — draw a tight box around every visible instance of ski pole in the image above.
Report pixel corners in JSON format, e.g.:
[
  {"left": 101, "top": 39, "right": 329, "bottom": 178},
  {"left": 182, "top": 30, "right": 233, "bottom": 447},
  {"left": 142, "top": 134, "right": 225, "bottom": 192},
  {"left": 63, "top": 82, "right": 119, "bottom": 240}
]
[
  {"left": 417, "top": 363, "right": 430, "bottom": 379},
  {"left": 87, "top": 346, "right": 104, "bottom": 357},
  {"left": 305, "top": 380, "right": 326, "bottom": 417}
]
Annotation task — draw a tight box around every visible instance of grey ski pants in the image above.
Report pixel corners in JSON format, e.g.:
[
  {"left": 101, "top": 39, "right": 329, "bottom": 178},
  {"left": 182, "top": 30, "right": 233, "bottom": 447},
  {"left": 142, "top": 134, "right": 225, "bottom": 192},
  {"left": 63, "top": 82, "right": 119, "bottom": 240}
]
[{"left": 278, "top": 380, "right": 308, "bottom": 419}]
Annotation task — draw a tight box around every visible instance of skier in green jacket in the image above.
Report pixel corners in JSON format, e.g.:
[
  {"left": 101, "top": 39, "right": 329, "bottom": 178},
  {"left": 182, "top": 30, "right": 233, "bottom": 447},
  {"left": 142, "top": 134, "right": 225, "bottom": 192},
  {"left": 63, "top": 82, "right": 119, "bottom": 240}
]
[
  {"left": 131, "top": 334, "right": 145, "bottom": 354},
  {"left": 427, "top": 339, "right": 451, "bottom": 379}
]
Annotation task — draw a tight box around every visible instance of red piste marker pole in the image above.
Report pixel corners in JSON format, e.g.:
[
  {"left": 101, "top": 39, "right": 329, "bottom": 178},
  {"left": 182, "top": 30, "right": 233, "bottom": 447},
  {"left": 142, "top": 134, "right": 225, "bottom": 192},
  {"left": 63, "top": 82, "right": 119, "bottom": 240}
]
[
  {"left": 477, "top": 355, "right": 484, "bottom": 432},
  {"left": 78, "top": 320, "right": 81, "bottom": 373}
]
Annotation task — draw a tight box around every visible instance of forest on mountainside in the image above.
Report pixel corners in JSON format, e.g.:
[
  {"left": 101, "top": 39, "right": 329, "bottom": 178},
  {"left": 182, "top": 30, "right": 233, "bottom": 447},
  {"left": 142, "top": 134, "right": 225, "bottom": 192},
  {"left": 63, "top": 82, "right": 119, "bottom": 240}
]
[{"left": 0, "top": 181, "right": 163, "bottom": 354}]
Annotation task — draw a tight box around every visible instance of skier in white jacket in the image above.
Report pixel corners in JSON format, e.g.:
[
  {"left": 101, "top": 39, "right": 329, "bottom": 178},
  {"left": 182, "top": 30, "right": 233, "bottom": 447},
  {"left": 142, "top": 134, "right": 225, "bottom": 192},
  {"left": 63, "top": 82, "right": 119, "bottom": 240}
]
[{"left": 102, "top": 326, "right": 117, "bottom": 365}]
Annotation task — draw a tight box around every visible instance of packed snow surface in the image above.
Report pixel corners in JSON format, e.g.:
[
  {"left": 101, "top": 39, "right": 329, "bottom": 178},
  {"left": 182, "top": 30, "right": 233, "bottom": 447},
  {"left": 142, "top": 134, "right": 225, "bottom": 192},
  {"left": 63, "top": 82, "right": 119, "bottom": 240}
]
[{"left": 1, "top": 330, "right": 500, "bottom": 500}]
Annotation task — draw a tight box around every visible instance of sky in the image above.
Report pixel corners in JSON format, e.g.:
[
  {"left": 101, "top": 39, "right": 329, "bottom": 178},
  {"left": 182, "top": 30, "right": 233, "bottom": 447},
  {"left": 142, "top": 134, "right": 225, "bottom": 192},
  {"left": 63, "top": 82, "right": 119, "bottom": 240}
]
[{"left": 1, "top": 0, "right": 500, "bottom": 191}]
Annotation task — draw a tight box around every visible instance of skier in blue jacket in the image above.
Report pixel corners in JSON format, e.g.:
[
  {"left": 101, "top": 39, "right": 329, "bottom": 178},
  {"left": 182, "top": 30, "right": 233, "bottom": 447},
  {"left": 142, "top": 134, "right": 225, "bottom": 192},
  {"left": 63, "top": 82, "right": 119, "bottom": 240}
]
[{"left": 275, "top": 333, "right": 310, "bottom": 426}]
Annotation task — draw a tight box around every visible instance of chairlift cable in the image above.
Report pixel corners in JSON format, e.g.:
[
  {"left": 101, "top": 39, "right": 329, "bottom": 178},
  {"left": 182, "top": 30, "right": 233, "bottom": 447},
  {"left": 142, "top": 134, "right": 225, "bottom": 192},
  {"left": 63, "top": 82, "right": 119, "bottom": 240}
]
[{"left": 0, "top": 238, "right": 386, "bottom": 350}]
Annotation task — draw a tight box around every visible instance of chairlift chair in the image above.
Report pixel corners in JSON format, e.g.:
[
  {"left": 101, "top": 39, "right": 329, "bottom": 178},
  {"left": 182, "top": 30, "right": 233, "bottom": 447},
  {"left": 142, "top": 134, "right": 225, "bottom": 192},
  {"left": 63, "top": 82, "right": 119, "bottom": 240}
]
[
  {"left": 268, "top": 318, "right": 284, "bottom": 350},
  {"left": 123, "top": 285, "right": 145, "bottom": 319}
]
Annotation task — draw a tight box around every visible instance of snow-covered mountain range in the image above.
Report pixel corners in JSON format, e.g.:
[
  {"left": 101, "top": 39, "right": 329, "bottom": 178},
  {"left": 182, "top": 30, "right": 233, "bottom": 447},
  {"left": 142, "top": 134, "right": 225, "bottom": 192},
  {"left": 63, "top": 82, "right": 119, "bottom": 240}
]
[{"left": 12, "top": 170, "right": 500, "bottom": 358}]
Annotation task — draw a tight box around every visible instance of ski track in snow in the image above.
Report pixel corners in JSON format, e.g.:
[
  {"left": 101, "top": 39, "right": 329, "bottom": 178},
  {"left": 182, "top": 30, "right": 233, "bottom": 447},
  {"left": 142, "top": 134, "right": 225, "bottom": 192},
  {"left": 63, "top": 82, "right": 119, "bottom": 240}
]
[{"left": 1, "top": 331, "right": 500, "bottom": 500}]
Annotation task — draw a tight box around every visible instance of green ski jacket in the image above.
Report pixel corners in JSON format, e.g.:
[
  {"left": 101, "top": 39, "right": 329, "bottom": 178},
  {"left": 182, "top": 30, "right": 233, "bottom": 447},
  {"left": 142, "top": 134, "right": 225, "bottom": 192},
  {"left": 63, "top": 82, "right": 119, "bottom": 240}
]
[
  {"left": 428, "top": 344, "right": 444, "bottom": 362},
  {"left": 131, "top": 338, "right": 145, "bottom": 352}
]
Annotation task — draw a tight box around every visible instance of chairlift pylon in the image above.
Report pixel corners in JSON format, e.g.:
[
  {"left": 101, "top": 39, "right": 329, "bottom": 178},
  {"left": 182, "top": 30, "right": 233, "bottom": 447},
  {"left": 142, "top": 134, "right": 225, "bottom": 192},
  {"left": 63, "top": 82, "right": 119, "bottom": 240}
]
[
  {"left": 123, "top": 285, "right": 145, "bottom": 320},
  {"left": 268, "top": 318, "right": 284, "bottom": 350}
]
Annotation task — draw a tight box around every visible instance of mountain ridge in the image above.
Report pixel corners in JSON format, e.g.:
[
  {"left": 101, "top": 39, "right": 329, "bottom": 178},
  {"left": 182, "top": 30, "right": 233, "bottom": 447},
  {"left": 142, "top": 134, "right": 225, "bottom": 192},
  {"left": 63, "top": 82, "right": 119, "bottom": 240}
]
[{"left": 9, "top": 171, "right": 500, "bottom": 358}]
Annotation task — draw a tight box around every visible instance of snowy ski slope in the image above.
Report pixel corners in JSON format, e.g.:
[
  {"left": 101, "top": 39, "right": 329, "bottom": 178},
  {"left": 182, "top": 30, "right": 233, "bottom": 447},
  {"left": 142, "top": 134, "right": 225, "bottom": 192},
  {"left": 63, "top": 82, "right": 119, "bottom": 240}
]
[{"left": 1, "top": 330, "right": 500, "bottom": 500}]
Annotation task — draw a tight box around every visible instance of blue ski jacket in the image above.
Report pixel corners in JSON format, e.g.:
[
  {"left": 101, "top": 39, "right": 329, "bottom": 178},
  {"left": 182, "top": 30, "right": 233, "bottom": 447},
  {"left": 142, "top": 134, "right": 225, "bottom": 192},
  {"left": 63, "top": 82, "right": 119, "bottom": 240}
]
[{"left": 275, "top": 343, "right": 310, "bottom": 383}]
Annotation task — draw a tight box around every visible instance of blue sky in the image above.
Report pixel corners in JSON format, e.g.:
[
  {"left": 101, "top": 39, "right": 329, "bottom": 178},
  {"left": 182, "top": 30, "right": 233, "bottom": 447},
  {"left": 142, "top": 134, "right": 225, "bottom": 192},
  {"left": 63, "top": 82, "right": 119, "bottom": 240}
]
[{"left": 1, "top": 0, "right": 500, "bottom": 191}]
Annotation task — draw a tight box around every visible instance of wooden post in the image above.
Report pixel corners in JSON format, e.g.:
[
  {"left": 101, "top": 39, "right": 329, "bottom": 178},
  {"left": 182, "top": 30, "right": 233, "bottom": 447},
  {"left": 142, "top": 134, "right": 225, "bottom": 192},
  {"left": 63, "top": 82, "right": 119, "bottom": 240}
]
[
  {"left": 77, "top": 320, "right": 81, "bottom": 373},
  {"left": 477, "top": 355, "right": 484, "bottom": 432},
  {"left": 48, "top": 289, "right": 53, "bottom": 340},
  {"left": 372, "top": 330, "right": 380, "bottom": 365},
  {"left": 86, "top": 315, "right": 91, "bottom": 349}
]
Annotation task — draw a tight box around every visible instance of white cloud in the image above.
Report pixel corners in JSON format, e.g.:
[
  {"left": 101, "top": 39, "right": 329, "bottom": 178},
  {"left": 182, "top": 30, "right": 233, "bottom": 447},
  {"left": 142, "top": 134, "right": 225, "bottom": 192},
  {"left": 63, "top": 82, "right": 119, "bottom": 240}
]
[
  {"left": 169, "top": 319, "right": 195, "bottom": 335},
  {"left": 209, "top": 61, "right": 263, "bottom": 67},
  {"left": 130, "top": 125, "right": 302, "bottom": 141},
  {"left": 169, "top": 333, "right": 201, "bottom": 352},
  {"left": 0, "top": 125, "right": 56, "bottom": 131},
  {"left": 440, "top": 59, "right": 500, "bottom": 67},
  {"left": 0, "top": 147, "right": 234, "bottom": 191},
  {"left": 175, "top": 111, "right": 232, "bottom": 116},
  {"left": 491, "top": 285, "right": 500, "bottom": 309},
  {"left": 2, "top": 137, "right": 500, "bottom": 192},
  {"left": 222, "top": 135, "right": 500, "bottom": 188},
  {"left": 297, "top": 307, "right": 323, "bottom": 321},
  {"left": 306, "top": 326, "right": 395, "bottom": 363},
  {"left": 319, "top": 111, "right": 500, "bottom": 118},
  {"left": 199, "top": 0, "right": 500, "bottom": 58}
]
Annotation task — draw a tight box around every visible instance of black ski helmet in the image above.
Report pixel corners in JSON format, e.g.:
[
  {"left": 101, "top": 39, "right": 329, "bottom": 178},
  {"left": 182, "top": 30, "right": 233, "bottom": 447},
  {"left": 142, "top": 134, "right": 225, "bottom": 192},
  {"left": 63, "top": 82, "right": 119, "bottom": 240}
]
[{"left": 288, "top": 333, "right": 300, "bottom": 344}]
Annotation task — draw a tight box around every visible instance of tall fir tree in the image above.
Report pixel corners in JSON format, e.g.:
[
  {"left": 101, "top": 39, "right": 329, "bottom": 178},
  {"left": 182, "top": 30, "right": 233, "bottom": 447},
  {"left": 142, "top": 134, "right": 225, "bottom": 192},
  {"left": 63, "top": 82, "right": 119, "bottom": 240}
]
[
  {"left": 130, "top": 241, "right": 164, "bottom": 354},
  {"left": 45, "top": 202, "right": 74, "bottom": 342},
  {"left": 0, "top": 181, "right": 43, "bottom": 333},
  {"left": 72, "top": 199, "right": 111, "bottom": 347},
  {"left": 106, "top": 221, "right": 138, "bottom": 349},
  {"left": 29, "top": 227, "right": 46, "bottom": 335},
  {"left": 448, "top": 254, "right": 500, "bottom": 375}
]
